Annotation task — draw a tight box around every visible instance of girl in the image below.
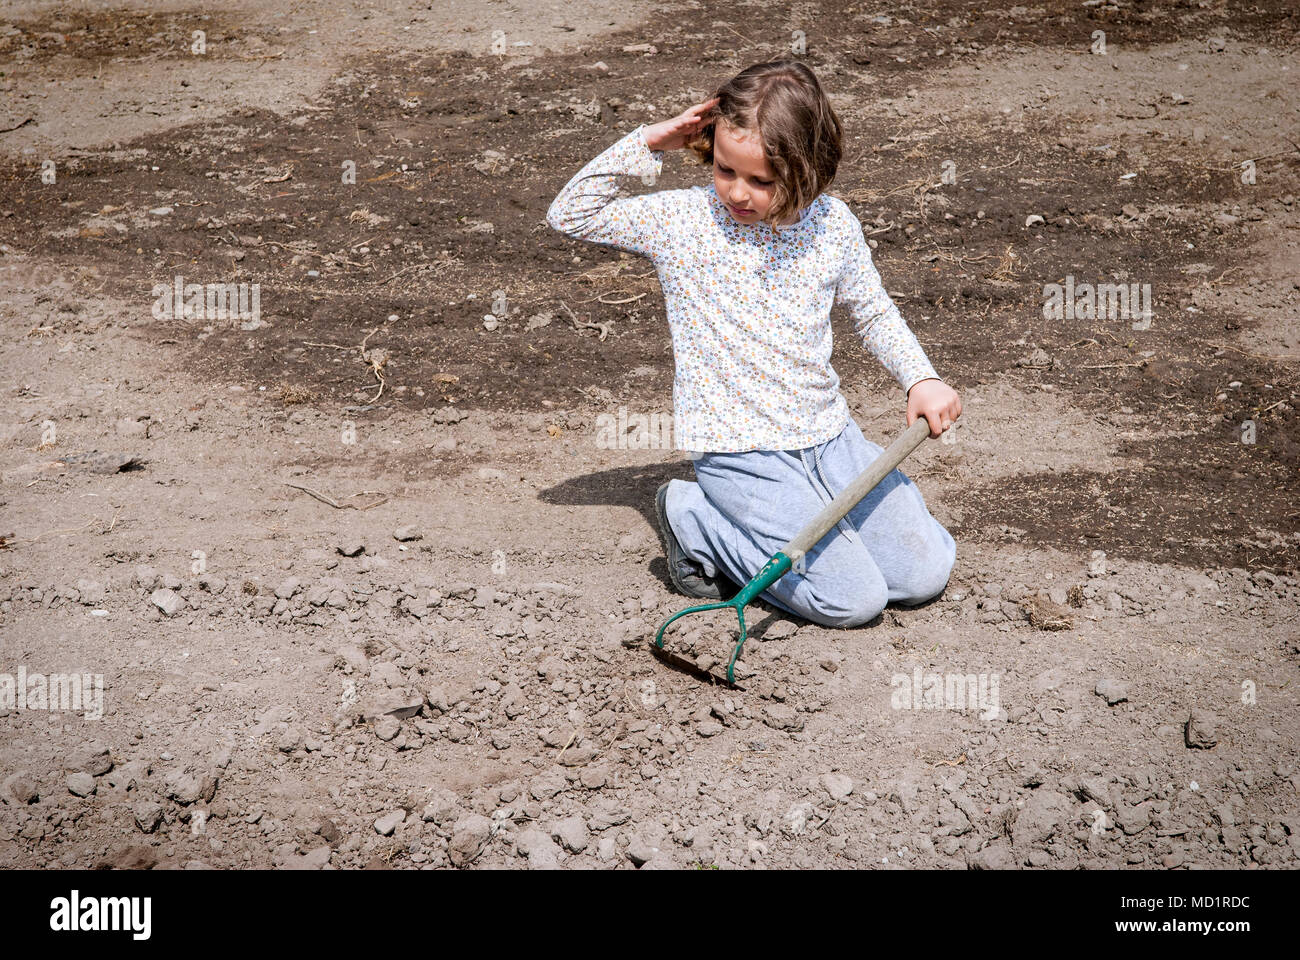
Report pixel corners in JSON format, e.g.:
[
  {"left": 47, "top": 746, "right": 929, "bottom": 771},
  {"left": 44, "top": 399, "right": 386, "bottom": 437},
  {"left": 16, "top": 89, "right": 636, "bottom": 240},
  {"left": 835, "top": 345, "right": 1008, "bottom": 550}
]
[{"left": 546, "top": 60, "right": 961, "bottom": 628}]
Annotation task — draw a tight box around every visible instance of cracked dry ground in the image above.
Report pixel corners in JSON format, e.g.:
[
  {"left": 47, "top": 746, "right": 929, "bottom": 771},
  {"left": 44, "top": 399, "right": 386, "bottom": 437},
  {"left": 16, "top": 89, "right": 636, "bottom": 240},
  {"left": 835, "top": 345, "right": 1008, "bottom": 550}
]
[{"left": 1, "top": 0, "right": 1298, "bottom": 869}]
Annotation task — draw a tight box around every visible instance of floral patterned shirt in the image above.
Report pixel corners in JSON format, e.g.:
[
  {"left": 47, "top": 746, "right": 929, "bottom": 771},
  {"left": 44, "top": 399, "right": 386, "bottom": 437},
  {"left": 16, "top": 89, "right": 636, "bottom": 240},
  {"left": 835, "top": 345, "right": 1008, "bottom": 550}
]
[{"left": 546, "top": 125, "right": 939, "bottom": 452}]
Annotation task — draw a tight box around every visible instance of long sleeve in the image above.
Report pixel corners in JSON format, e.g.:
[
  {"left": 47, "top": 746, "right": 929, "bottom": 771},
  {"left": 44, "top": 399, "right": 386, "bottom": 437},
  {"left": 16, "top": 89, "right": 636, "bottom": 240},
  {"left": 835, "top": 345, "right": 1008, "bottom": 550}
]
[
  {"left": 545, "top": 125, "right": 674, "bottom": 260},
  {"left": 835, "top": 211, "right": 939, "bottom": 393}
]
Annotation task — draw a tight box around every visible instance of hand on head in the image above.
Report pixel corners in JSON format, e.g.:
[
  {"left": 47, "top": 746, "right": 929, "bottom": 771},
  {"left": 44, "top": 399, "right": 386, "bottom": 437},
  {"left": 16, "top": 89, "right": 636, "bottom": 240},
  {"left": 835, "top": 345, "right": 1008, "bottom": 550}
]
[{"left": 644, "top": 97, "right": 720, "bottom": 151}]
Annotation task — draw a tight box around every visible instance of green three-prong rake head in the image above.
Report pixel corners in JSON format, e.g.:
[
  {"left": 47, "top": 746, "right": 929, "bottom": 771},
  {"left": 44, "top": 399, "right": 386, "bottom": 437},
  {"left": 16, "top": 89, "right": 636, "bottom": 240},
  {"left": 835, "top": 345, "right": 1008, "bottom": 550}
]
[{"left": 650, "top": 552, "right": 793, "bottom": 687}]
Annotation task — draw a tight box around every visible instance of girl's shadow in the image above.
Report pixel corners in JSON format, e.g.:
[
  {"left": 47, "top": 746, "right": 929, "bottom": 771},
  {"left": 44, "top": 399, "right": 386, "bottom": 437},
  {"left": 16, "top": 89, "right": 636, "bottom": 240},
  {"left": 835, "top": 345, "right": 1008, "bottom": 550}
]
[{"left": 539, "top": 461, "right": 693, "bottom": 590}]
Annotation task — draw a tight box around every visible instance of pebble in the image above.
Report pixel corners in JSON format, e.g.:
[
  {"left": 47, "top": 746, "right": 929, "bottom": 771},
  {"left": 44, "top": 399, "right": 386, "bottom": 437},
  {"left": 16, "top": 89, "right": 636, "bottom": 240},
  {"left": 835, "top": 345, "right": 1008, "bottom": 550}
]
[
  {"left": 134, "top": 800, "right": 164, "bottom": 833},
  {"left": 394, "top": 526, "right": 423, "bottom": 542},
  {"left": 1116, "top": 803, "right": 1152, "bottom": 836},
  {"left": 3, "top": 775, "right": 38, "bottom": 805},
  {"left": 1094, "top": 679, "right": 1129, "bottom": 706},
  {"left": 166, "top": 771, "right": 217, "bottom": 805},
  {"left": 552, "top": 815, "right": 590, "bottom": 853},
  {"left": 761, "top": 704, "right": 805, "bottom": 733},
  {"left": 66, "top": 772, "right": 96, "bottom": 797},
  {"left": 336, "top": 538, "right": 366, "bottom": 557},
  {"left": 77, "top": 746, "right": 113, "bottom": 777},
  {"left": 626, "top": 836, "right": 661, "bottom": 866},
  {"left": 821, "top": 773, "right": 853, "bottom": 802},
  {"left": 1011, "top": 789, "right": 1071, "bottom": 848},
  {"left": 448, "top": 814, "right": 493, "bottom": 866},
  {"left": 150, "top": 588, "right": 185, "bottom": 617},
  {"left": 969, "top": 841, "right": 1015, "bottom": 870},
  {"left": 1185, "top": 709, "right": 1218, "bottom": 749},
  {"left": 274, "top": 577, "right": 302, "bottom": 600},
  {"left": 373, "top": 809, "right": 405, "bottom": 836},
  {"left": 529, "top": 772, "right": 566, "bottom": 801},
  {"left": 421, "top": 789, "right": 461, "bottom": 826}
]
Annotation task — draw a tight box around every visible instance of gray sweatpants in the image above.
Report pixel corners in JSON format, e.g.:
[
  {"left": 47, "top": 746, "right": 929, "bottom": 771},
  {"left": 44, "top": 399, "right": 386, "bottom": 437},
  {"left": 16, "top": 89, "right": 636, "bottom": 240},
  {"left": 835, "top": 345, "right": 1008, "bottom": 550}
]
[{"left": 665, "top": 417, "right": 955, "bottom": 628}]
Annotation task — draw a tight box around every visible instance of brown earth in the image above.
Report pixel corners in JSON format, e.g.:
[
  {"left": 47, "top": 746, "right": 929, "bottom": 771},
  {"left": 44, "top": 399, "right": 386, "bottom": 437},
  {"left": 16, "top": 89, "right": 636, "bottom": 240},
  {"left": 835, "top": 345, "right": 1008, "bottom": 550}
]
[{"left": 0, "top": 0, "right": 1297, "bottom": 871}]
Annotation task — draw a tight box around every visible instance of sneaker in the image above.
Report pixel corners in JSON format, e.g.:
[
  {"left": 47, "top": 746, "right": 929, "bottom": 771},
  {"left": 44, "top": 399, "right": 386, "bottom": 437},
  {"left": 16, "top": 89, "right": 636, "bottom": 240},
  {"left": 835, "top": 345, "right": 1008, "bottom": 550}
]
[{"left": 654, "top": 482, "right": 738, "bottom": 600}]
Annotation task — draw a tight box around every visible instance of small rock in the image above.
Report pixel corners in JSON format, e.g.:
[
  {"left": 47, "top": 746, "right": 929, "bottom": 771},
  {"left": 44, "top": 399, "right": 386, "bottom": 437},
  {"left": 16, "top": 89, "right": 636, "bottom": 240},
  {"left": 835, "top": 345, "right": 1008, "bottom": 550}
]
[
  {"left": 133, "top": 800, "right": 164, "bottom": 833},
  {"left": 1016, "top": 347, "right": 1053, "bottom": 369},
  {"left": 75, "top": 579, "right": 105, "bottom": 604},
  {"left": 165, "top": 770, "right": 217, "bottom": 805},
  {"left": 821, "top": 773, "right": 853, "bottom": 802},
  {"left": 517, "top": 828, "right": 562, "bottom": 868},
  {"left": 1011, "top": 789, "right": 1072, "bottom": 848},
  {"left": 1095, "top": 679, "right": 1129, "bottom": 706},
  {"left": 421, "top": 789, "right": 461, "bottom": 826},
  {"left": 274, "top": 577, "right": 301, "bottom": 600},
  {"left": 373, "top": 809, "right": 405, "bottom": 836},
  {"left": 297, "top": 846, "right": 332, "bottom": 869},
  {"left": 761, "top": 704, "right": 805, "bottom": 733},
  {"left": 696, "top": 721, "right": 723, "bottom": 738},
  {"left": 1185, "top": 709, "right": 1218, "bottom": 749},
  {"left": 763, "top": 620, "right": 798, "bottom": 641},
  {"left": 336, "top": 538, "right": 365, "bottom": 557},
  {"left": 393, "top": 526, "right": 423, "bottom": 542},
  {"left": 587, "top": 801, "right": 630, "bottom": 831},
  {"left": 430, "top": 406, "right": 466, "bottom": 425},
  {"left": 529, "top": 772, "right": 566, "bottom": 801},
  {"left": 3, "top": 775, "right": 38, "bottom": 804},
  {"left": 448, "top": 814, "right": 493, "bottom": 866},
  {"left": 150, "top": 588, "right": 185, "bottom": 617},
  {"left": 66, "top": 772, "right": 96, "bottom": 797},
  {"left": 626, "top": 836, "right": 661, "bottom": 866},
  {"left": 970, "top": 841, "right": 1016, "bottom": 870},
  {"left": 133, "top": 566, "right": 159, "bottom": 590},
  {"left": 552, "top": 815, "right": 589, "bottom": 853},
  {"left": 1115, "top": 803, "right": 1152, "bottom": 836},
  {"left": 373, "top": 716, "right": 401, "bottom": 742},
  {"left": 78, "top": 746, "right": 113, "bottom": 777}
]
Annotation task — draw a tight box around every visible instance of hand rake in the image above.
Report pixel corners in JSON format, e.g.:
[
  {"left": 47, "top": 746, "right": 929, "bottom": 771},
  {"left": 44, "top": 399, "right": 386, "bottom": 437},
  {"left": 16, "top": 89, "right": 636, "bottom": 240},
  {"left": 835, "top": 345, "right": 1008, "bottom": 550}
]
[{"left": 649, "top": 416, "right": 933, "bottom": 687}]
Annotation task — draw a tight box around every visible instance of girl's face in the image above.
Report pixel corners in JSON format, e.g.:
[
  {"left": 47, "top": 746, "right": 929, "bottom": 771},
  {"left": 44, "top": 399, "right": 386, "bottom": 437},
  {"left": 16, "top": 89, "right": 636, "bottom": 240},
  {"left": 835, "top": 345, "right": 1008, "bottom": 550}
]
[{"left": 712, "top": 119, "right": 781, "bottom": 226}]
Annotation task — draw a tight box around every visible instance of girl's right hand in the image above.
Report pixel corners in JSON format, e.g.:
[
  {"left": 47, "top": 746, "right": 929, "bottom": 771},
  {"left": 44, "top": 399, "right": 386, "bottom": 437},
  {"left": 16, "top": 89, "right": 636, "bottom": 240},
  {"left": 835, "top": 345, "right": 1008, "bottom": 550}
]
[{"left": 643, "top": 97, "right": 719, "bottom": 151}]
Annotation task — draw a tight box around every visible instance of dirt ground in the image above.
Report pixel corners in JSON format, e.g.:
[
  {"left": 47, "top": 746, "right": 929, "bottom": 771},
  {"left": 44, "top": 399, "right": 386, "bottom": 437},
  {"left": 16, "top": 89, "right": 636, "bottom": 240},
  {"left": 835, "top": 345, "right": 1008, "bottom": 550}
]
[{"left": 1, "top": 0, "right": 1297, "bottom": 871}]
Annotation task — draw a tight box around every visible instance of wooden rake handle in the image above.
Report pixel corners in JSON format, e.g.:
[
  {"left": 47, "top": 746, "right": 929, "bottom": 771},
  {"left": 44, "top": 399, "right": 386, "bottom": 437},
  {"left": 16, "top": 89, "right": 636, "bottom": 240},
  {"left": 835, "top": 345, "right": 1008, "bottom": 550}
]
[{"left": 783, "top": 417, "right": 933, "bottom": 561}]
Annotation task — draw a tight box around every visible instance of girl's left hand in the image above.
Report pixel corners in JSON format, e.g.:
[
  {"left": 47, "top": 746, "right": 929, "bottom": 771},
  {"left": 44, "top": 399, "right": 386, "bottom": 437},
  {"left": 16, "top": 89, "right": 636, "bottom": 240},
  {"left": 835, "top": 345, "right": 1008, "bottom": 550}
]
[{"left": 906, "top": 378, "right": 962, "bottom": 439}]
